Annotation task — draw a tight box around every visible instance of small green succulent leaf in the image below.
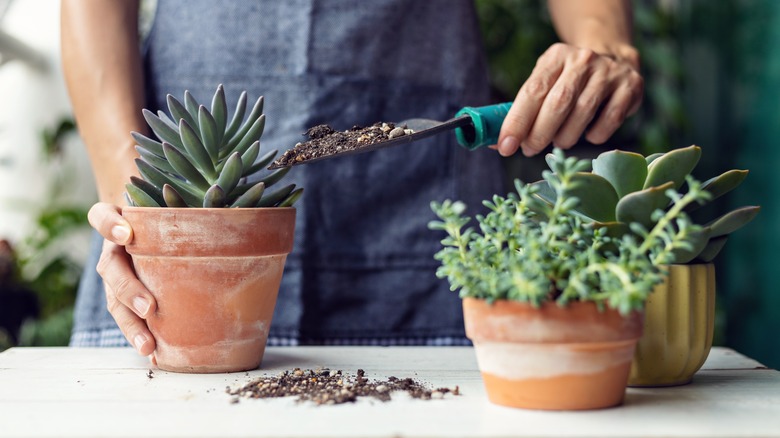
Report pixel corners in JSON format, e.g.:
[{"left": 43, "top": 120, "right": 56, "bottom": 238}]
[
  {"left": 166, "top": 94, "right": 197, "bottom": 130},
  {"left": 216, "top": 152, "right": 243, "bottom": 196},
  {"left": 256, "top": 184, "right": 295, "bottom": 207},
  {"left": 163, "top": 142, "right": 211, "bottom": 192},
  {"left": 125, "top": 183, "right": 161, "bottom": 207},
  {"left": 686, "top": 169, "right": 750, "bottom": 213},
  {"left": 644, "top": 145, "right": 701, "bottom": 190},
  {"left": 615, "top": 182, "right": 674, "bottom": 230},
  {"left": 230, "top": 182, "right": 265, "bottom": 208},
  {"left": 162, "top": 184, "right": 188, "bottom": 208},
  {"left": 260, "top": 165, "right": 291, "bottom": 188},
  {"left": 157, "top": 110, "right": 179, "bottom": 131},
  {"left": 136, "top": 158, "right": 202, "bottom": 206},
  {"left": 142, "top": 109, "right": 184, "bottom": 150},
  {"left": 246, "top": 149, "right": 279, "bottom": 175},
  {"left": 197, "top": 106, "right": 220, "bottom": 162},
  {"left": 589, "top": 221, "right": 631, "bottom": 255},
  {"left": 226, "top": 114, "right": 266, "bottom": 159},
  {"left": 179, "top": 119, "right": 216, "bottom": 180},
  {"left": 277, "top": 187, "right": 304, "bottom": 207},
  {"left": 135, "top": 146, "right": 176, "bottom": 174},
  {"left": 184, "top": 90, "right": 200, "bottom": 119},
  {"left": 240, "top": 142, "right": 260, "bottom": 175},
  {"left": 592, "top": 150, "right": 648, "bottom": 198},
  {"left": 129, "top": 176, "right": 165, "bottom": 206},
  {"left": 645, "top": 152, "right": 664, "bottom": 165},
  {"left": 695, "top": 235, "right": 729, "bottom": 263},
  {"left": 529, "top": 180, "right": 556, "bottom": 206},
  {"left": 131, "top": 131, "right": 164, "bottom": 157},
  {"left": 544, "top": 153, "right": 559, "bottom": 171},
  {"left": 227, "top": 95, "right": 264, "bottom": 151},
  {"left": 669, "top": 227, "right": 712, "bottom": 264},
  {"left": 224, "top": 91, "right": 248, "bottom": 141},
  {"left": 706, "top": 206, "right": 761, "bottom": 238},
  {"left": 203, "top": 184, "right": 226, "bottom": 208},
  {"left": 211, "top": 84, "right": 228, "bottom": 140},
  {"left": 568, "top": 173, "right": 619, "bottom": 222}
]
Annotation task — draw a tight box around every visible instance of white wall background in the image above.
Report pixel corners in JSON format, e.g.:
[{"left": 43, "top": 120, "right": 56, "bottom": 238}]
[{"left": 0, "top": 0, "right": 96, "bottom": 262}]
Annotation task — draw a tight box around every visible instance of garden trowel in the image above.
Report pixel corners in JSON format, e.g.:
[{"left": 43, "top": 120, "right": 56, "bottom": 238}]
[{"left": 268, "top": 102, "right": 512, "bottom": 169}]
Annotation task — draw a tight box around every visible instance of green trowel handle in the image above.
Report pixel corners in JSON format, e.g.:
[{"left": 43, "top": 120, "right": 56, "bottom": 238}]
[{"left": 454, "top": 102, "right": 512, "bottom": 150}]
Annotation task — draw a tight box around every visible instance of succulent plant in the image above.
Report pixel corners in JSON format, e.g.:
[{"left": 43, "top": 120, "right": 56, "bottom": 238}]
[
  {"left": 125, "top": 85, "right": 302, "bottom": 208},
  {"left": 533, "top": 145, "right": 760, "bottom": 264}
]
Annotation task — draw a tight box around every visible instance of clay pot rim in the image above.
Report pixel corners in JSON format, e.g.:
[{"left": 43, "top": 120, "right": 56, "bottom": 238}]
[{"left": 122, "top": 206, "right": 296, "bottom": 213}]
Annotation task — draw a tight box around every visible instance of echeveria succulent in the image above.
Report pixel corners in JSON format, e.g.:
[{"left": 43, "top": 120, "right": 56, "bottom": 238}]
[
  {"left": 535, "top": 145, "right": 760, "bottom": 264},
  {"left": 125, "top": 85, "right": 302, "bottom": 208}
]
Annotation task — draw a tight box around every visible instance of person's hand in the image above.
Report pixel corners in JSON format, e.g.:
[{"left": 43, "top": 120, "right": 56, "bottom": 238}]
[
  {"left": 496, "top": 42, "right": 643, "bottom": 157},
  {"left": 88, "top": 202, "right": 157, "bottom": 357}
]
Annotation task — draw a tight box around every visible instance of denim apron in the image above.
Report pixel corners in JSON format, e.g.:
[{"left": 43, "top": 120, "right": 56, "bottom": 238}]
[{"left": 71, "top": 0, "right": 505, "bottom": 346}]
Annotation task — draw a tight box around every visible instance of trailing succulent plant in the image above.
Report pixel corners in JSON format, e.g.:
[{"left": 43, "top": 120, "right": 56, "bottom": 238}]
[
  {"left": 430, "top": 149, "right": 711, "bottom": 315},
  {"left": 125, "top": 85, "right": 302, "bottom": 208},
  {"left": 532, "top": 145, "right": 760, "bottom": 263}
]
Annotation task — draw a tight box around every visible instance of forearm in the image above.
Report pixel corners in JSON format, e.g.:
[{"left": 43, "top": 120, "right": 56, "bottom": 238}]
[
  {"left": 61, "top": 0, "right": 145, "bottom": 206},
  {"left": 547, "top": 0, "right": 638, "bottom": 68}
]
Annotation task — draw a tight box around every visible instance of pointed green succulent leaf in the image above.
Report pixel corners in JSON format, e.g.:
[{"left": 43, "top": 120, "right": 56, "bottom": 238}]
[
  {"left": 136, "top": 157, "right": 202, "bottom": 206},
  {"left": 224, "top": 91, "right": 247, "bottom": 141},
  {"left": 142, "top": 109, "right": 184, "bottom": 150},
  {"left": 224, "top": 114, "right": 265, "bottom": 159},
  {"left": 203, "top": 184, "right": 226, "bottom": 208},
  {"left": 227, "top": 95, "right": 264, "bottom": 151},
  {"left": 230, "top": 182, "right": 265, "bottom": 208},
  {"left": 163, "top": 142, "right": 211, "bottom": 192},
  {"left": 157, "top": 110, "right": 179, "bottom": 131},
  {"left": 211, "top": 84, "right": 228, "bottom": 140},
  {"left": 706, "top": 206, "right": 761, "bottom": 237},
  {"left": 166, "top": 94, "right": 198, "bottom": 130},
  {"left": 645, "top": 152, "right": 664, "bottom": 165},
  {"left": 131, "top": 131, "right": 164, "bottom": 157},
  {"left": 685, "top": 169, "right": 750, "bottom": 213},
  {"left": 197, "top": 106, "right": 220, "bottom": 162},
  {"left": 126, "top": 183, "right": 161, "bottom": 207},
  {"left": 592, "top": 150, "right": 648, "bottom": 198},
  {"left": 529, "top": 180, "right": 556, "bottom": 206},
  {"left": 256, "top": 183, "right": 295, "bottom": 207},
  {"left": 240, "top": 142, "right": 260, "bottom": 176},
  {"left": 246, "top": 149, "right": 278, "bottom": 175},
  {"left": 260, "top": 166, "right": 291, "bottom": 188},
  {"left": 162, "top": 184, "right": 189, "bottom": 208},
  {"left": 544, "top": 153, "right": 559, "bottom": 171},
  {"left": 695, "top": 235, "right": 729, "bottom": 263},
  {"left": 184, "top": 90, "right": 200, "bottom": 119},
  {"left": 277, "top": 187, "right": 304, "bottom": 207},
  {"left": 567, "top": 173, "right": 619, "bottom": 222},
  {"left": 216, "top": 152, "right": 243, "bottom": 196},
  {"left": 670, "top": 227, "right": 712, "bottom": 264},
  {"left": 615, "top": 182, "right": 674, "bottom": 230},
  {"left": 135, "top": 146, "right": 176, "bottom": 175},
  {"left": 644, "top": 145, "right": 701, "bottom": 190},
  {"left": 129, "top": 176, "right": 165, "bottom": 206},
  {"left": 179, "top": 119, "right": 216, "bottom": 180}
]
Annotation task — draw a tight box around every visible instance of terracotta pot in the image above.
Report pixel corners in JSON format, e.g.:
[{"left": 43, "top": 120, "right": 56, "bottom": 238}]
[
  {"left": 463, "top": 298, "right": 643, "bottom": 410},
  {"left": 629, "top": 263, "right": 716, "bottom": 387},
  {"left": 122, "top": 207, "right": 296, "bottom": 373}
]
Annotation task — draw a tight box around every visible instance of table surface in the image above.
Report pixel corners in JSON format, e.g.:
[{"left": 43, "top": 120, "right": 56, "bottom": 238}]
[{"left": 0, "top": 346, "right": 778, "bottom": 438}]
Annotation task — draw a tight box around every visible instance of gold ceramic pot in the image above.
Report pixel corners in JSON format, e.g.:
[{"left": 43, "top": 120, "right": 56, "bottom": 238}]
[{"left": 629, "top": 264, "right": 716, "bottom": 387}]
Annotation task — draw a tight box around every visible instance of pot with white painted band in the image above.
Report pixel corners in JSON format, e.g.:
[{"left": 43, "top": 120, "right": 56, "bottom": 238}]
[{"left": 463, "top": 298, "right": 644, "bottom": 410}]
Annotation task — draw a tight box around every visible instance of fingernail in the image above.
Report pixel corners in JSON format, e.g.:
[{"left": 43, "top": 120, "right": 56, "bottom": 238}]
[
  {"left": 499, "top": 136, "right": 520, "bottom": 156},
  {"left": 133, "top": 333, "right": 148, "bottom": 350},
  {"left": 111, "top": 225, "right": 131, "bottom": 243},
  {"left": 133, "top": 296, "right": 150, "bottom": 317},
  {"left": 521, "top": 145, "right": 535, "bottom": 157}
]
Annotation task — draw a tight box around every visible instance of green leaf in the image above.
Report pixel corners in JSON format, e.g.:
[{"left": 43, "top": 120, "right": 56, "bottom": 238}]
[
  {"left": 230, "top": 182, "right": 265, "bottom": 208},
  {"left": 166, "top": 94, "right": 198, "bottom": 130},
  {"left": 224, "top": 114, "right": 265, "bottom": 159},
  {"left": 244, "top": 149, "right": 278, "bottom": 175},
  {"left": 529, "top": 180, "right": 556, "bottom": 205},
  {"left": 211, "top": 84, "right": 227, "bottom": 143},
  {"left": 646, "top": 152, "right": 664, "bottom": 165},
  {"left": 256, "top": 184, "right": 295, "bottom": 207},
  {"left": 135, "top": 158, "right": 202, "bottom": 207},
  {"left": 203, "top": 184, "right": 226, "bottom": 208},
  {"left": 215, "top": 152, "right": 243, "bottom": 196},
  {"left": 568, "top": 173, "right": 619, "bottom": 222},
  {"left": 259, "top": 166, "right": 291, "bottom": 188},
  {"left": 644, "top": 145, "right": 701, "bottom": 190},
  {"left": 162, "top": 184, "right": 188, "bottom": 208},
  {"left": 135, "top": 145, "right": 176, "bottom": 175},
  {"left": 615, "top": 182, "right": 673, "bottom": 230},
  {"left": 592, "top": 150, "right": 647, "bottom": 198},
  {"left": 227, "top": 96, "right": 264, "bottom": 152},
  {"left": 240, "top": 142, "right": 260, "bottom": 176},
  {"left": 129, "top": 176, "right": 165, "bottom": 206},
  {"left": 157, "top": 110, "right": 178, "bottom": 131},
  {"left": 224, "top": 91, "right": 248, "bottom": 141},
  {"left": 125, "top": 183, "right": 161, "bottom": 207},
  {"left": 670, "top": 227, "right": 711, "bottom": 264},
  {"left": 695, "top": 235, "right": 728, "bottom": 263},
  {"left": 142, "top": 109, "right": 184, "bottom": 150},
  {"left": 180, "top": 119, "right": 216, "bottom": 180},
  {"left": 184, "top": 90, "right": 200, "bottom": 120},
  {"left": 198, "top": 106, "right": 220, "bottom": 162},
  {"left": 277, "top": 187, "right": 304, "bottom": 207},
  {"left": 686, "top": 169, "right": 749, "bottom": 213},
  {"left": 706, "top": 206, "right": 761, "bottom": 237},
  {"left": 163, "top": 142, "right": 211, "bottom": 192},
  {"left": 131, "top": 131, "right": 164, "bottom": 156}
]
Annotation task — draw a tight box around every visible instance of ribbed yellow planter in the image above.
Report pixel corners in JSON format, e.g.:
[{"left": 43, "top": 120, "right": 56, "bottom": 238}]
[{"left": 628, "top": 264, "right": 716, "bottom": 387}]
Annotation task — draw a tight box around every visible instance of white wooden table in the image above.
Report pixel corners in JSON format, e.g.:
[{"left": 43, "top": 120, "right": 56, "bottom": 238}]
[{"left": 0, "top": 346, "right": 778, "bottom": 438}]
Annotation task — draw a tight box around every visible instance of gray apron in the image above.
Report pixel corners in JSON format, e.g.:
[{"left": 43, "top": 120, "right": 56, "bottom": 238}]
[{"left": 71, "top": 0, "right": 504, "bottom": 346}]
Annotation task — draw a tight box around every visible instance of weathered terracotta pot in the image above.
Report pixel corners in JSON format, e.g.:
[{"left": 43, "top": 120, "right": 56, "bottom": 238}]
[
  {"left": 122, "top": 207, "right": 296, "bottom": 373},
  {"left": 463, "top": 298, "right": 643, "bottom": 410},
  {"left": 629, "top": 263, "right": 716, "bottom": 387}
]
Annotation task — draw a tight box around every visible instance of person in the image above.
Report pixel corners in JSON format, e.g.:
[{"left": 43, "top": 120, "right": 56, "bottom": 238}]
[{"left": 61, "top": 0, "right": 643, "bottom": 356}]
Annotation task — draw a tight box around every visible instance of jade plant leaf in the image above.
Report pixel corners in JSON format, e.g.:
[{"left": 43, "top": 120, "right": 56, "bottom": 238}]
[
  {"left": 646, "top": 152, "right": 664, "bottom": 165},
  {"left": 644, "top": 145, "right": 702, "bottom": 190},
  {"left": 615, "top": 182, "right": 674, "bottom": 230},
  {"left": 706, "top": 206, "right": 761, "bottom": 238},
  {"left": 685, "top": 169, "right": 749, "bottom": 213},
  {"left": 695, "top": 235, "right": 729, "bottom": 263},
  {"left": 567, "top": 173, "right": 619, "bottom": 222},
  {"left": 670, "top": 227, "right": 712, "bottom": 264},
  {"left": 592, "top": 150, "right": 648, "bottom": 198}
]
